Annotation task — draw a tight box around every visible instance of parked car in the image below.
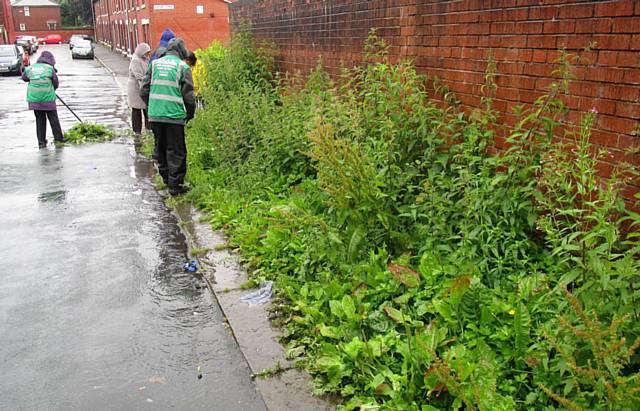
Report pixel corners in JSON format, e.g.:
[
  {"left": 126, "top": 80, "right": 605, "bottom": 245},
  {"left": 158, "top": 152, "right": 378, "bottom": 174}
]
[
  {"left": 69, "top": 34, "right": 91, "bottom": 50},
  {"left": 41, "top": 34, "right": 63, "bottom": 44},
  {"left": 0, "top": 45, "right": 23, "bottom": 75},
  {"left": 71, "top": 40, "right": 94, "bottom": 59},
  {"left": 15, "top": 35, "right": 38, "bottom": 53},
  {"left": 15, "top": 38, "right": 34, "bottom": 55}
]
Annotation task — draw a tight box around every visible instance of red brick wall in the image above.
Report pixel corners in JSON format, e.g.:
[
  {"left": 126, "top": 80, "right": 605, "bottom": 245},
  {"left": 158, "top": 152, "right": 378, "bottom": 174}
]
[
  {"left": 151, "top": 0, "right": 230, "bottom": 50},
  {"left": 12, "top": 5, "right": 60, "bottom": 32},
  {"left": 21, "top": 28, "right": 94, "bottom": 43},
  {"left": 94, "top": 0, "right": 230, "bottom": 55},
  {"left": 230, "top": 0, "right": 640, "bottom": 202}
]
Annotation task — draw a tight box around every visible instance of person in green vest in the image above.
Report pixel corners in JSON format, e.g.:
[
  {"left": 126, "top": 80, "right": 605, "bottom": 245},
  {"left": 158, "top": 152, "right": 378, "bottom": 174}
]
[
  {"left": 140, "top": 37, "right": 196, "bottom": 196},
  {"left": 21, "top": 51, "right": 65, "bottom": 149}
]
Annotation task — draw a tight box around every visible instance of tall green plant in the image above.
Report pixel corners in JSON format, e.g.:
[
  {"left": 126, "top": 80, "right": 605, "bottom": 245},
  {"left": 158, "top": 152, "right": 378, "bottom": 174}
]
[{"left": 183, "top": 30, "right": 640, "bottom": 411}]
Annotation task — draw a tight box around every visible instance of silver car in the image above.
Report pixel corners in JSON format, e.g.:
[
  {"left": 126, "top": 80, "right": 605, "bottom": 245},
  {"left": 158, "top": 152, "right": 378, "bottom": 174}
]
[
  {"left": 71, "top": 40, "right": 94, "bottom": 59},
  {"left": 0, "top": 45, "right": 23, "bottom": 75}
]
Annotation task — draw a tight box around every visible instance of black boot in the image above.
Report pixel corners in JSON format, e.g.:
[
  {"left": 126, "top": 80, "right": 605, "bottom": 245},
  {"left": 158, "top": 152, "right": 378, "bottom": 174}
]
[{"left": 169, "top": 185, "right": 191, "bottom": 196}]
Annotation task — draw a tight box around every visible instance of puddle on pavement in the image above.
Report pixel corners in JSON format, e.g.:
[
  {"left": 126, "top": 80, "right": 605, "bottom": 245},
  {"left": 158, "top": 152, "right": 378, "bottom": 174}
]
[{"left": 0, "top": 51, "right": 266, "bottom": 409}]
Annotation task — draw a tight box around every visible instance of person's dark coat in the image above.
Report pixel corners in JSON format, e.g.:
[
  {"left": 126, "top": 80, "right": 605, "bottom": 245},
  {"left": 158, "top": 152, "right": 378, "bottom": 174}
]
[
  {"left": 140, "top": 38, "right": 196, "bottom": 125},
  {"left": 22, "top": 51, "right": 59, "bottom": 111}
]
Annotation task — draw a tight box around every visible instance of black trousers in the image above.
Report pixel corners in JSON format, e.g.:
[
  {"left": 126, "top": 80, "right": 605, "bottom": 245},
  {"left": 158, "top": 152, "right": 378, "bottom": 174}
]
[
  {"left": 34, "top": 110, "right": 64, "bottom": 146},
  {"left": 150, "top": 122, "right": 186, "bottom": 189},
  {"left": 131, "top": 108, "right": 149, "bottom": 134}
]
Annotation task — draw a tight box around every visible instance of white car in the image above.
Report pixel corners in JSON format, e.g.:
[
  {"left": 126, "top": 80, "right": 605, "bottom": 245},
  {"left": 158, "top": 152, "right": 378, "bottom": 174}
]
[
  {"left": 69, "top": 34, "right": 91, "bottom": 50},
  {"left": 71, "top": 40, "right": 94, "bottom": 59}
]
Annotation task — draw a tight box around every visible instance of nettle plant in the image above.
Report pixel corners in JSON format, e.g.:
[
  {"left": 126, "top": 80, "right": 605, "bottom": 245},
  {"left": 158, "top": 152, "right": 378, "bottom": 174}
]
[{"left": 184, "top": 31, "right": 640, "bottom": 410}]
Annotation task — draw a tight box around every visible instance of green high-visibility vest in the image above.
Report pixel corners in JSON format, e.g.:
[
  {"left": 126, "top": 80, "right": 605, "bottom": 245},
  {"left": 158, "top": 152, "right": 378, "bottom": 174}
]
[
  {"left": 26, "top": 63, "right": 55, "bottom": 103},
  {"left": 148, "top": 55, "right": 188, "bottom": 119}
]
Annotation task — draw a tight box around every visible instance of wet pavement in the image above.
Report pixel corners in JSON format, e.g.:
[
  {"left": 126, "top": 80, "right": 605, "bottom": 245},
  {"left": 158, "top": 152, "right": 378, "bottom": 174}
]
[{"left": 0, "top": 45, "right": 266, "bottom": 410}]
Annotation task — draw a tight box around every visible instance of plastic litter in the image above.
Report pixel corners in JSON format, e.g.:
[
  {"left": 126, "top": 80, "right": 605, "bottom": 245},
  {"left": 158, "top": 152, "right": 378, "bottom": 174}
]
[
  {"left": 183, "top": 260, "right": 198, "bottom": 273},
  {"left": 240, "top": 281, "right": 273, "bottom": 305}
]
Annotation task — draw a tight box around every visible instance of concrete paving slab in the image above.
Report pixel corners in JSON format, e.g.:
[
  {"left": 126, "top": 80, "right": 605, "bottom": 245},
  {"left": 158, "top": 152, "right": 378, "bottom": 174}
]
[
  {"left": 255, "top": 369, "right": 335, "bottom": 411},
  {"left": 216, "top": 289, "right": 290, "bottom": 373}
]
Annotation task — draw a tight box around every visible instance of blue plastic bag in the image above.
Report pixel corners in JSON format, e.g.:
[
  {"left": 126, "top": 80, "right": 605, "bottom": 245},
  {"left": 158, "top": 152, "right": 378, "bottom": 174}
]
[{"left": 183, "top": 260, "right": 198, "bottom": 273}]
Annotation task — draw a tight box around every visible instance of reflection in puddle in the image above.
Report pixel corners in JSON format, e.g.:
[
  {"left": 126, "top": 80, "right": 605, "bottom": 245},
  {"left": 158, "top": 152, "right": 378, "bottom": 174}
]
[{"left": 37, "top": 190, "right": 66, "bottom": 204}]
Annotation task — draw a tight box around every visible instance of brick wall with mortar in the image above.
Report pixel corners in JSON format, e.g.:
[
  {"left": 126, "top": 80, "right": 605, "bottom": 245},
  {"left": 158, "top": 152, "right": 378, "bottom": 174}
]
[
  {"left": 230, "top": 0, "right": 640, "bottom": 203},
  {"left": 12, "top": 5, "right": 59, "bottom": 32},
  {"left": 94, "top": 0, "right": 230, "bottom": 56}
]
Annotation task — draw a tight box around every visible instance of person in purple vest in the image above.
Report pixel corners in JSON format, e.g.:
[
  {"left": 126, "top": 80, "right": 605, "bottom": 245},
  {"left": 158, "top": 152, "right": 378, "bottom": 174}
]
[{"left": 22, "top": 51, "right": 65, "bottom": 148}]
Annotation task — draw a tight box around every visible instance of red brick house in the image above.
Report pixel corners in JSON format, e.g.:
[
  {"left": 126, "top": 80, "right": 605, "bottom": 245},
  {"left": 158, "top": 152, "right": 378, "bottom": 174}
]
[
  {"left": 93, "top": 0, "right": 233, "bottom": 55},
  {"left": 12, "top": 0, "right": 60, "bottom": 33}
]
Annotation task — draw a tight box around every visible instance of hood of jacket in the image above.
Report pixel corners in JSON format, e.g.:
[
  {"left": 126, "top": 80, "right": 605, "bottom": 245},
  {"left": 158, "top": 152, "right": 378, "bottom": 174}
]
[
  {"left": 37, "top": 51, "right": 56, "bottom": 66},
  {"left": 134, "top": 43, "right": 151, "bottom": 58},
  {"left": 159, "top": 29, "right": 175, "bottom": 47},
  {"left": 166, "top": 38, "right": 189, "bottom": 60}
]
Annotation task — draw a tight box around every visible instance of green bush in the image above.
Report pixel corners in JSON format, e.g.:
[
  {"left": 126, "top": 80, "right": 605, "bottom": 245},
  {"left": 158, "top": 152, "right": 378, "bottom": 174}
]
[{"left": 184, "top": 31, "right": 640, "bottom": 410}]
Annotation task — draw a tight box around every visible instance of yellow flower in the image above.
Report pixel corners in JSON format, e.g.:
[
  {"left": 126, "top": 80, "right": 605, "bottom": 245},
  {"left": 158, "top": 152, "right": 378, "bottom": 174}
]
[{"left": 508, "top": 309, "right": 516, "bottom": 316}]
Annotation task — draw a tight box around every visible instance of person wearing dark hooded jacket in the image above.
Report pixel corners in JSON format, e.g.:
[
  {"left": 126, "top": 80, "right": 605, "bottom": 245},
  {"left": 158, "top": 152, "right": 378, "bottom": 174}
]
[
  {"left": 150, "top": 28, "right": 175, "bottom": 61},
  {"left": 22, "top": 51, "right": 64, "bottom": 148},
  {"left": 128, "top": 42, "right": 151, "bottom": 134},
  {"left": 140, "top": 37, "right": 196, "bottom": 196}
]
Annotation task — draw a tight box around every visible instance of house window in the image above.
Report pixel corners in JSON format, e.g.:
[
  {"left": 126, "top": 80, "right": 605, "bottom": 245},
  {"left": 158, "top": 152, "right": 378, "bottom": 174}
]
[
  {"left": 24, "top": 7, "right": 29, "bottom": 16},
  {"left": 142, "top": 23, "right": 149, "bottom": 43},
  {"left": 47, "top": 21, "right": 57, "bottom": 29},
  {"left": 19, "top": 23, "right": 26, "bottom": 31}
]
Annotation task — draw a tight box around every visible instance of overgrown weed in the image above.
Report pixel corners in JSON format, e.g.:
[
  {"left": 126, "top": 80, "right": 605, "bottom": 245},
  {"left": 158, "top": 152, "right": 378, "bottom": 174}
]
[{"left": 184, "top": 30, "right": 640, "bottom": 410}]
